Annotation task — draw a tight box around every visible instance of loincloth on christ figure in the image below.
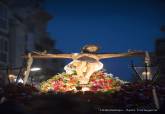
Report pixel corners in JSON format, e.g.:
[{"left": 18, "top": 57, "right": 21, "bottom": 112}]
[{"left": 64, "top": 56, "right": 103, "bottom": 84}]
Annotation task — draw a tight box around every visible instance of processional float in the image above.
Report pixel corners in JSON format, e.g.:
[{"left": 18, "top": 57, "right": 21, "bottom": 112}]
[{"left": 23, "top": 44, "right": 159, "bottom": 109}]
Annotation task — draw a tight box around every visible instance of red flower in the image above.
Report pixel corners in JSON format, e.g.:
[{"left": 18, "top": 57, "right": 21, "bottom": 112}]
[
  {"left": 108, "top": 79, "right": 113, "bottom": 83},
  {"left": 53, "top": 84, "right": 59, "bottom": 91},
  {"left": 53, "top": 81, "right": 64, "bottom": 91}
]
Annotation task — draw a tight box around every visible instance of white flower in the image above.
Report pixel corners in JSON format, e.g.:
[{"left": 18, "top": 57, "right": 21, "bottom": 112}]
[{"left": 106, "top": 73, "right": 114, "bottom": 77}]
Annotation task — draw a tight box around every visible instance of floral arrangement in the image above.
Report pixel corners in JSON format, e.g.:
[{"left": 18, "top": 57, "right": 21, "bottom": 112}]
[{"left": 40, "top": 71, "right": 125, "bottom": 93}]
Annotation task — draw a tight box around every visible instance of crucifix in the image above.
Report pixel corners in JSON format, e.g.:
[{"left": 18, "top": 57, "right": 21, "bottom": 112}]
[{"left": 24, "top": 44, "right": 145, "bottom": 85}]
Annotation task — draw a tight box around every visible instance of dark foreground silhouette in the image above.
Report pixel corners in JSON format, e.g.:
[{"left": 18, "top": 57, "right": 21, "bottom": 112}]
[{"left": 0, "top": 82, "right": 164, "bottom": 114}]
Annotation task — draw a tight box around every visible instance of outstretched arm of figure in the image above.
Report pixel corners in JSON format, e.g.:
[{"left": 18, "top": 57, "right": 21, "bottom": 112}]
[
  {"left": 23, "top": 53, "right": 76, "bottom": 59},
  {"left": 97, "top": 51, "right": 145, "bottom": 60}
]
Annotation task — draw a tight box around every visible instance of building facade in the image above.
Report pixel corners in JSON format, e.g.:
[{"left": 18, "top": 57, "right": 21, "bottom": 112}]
[
  {"left": 0, "top": 0, "right": 64, "bottom": 85},
  {"left": 0, "top": 2, "right": 10, "bottom": 84}
]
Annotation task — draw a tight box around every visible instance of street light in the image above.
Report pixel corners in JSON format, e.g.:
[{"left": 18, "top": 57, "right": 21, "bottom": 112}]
[
  {"left": 29, "top": 67, "right": 41, "bottom": 86},
  {"left": 14, "top": 78, "right": 24, "bottom": 83},
  {"left": 8, "top": 74, "right": 16, "bottom": 83},
  {"left": 30, "top": 67, "right": 41, "bottom": 71}
]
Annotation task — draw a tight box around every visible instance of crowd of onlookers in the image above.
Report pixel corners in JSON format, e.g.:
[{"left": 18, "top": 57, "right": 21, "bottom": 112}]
[{"left": 0, "top": 81, "right": 164, "bottom": 114}]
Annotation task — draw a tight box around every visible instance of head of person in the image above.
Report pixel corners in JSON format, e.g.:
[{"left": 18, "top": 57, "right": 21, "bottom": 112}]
[{"left": 81, "top": 44, "right": 99, "bottom": 54}]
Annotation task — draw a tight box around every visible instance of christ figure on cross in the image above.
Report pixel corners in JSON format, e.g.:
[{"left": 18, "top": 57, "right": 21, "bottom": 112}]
[{"left": 28, "top": 44, "right": 144, "bottom": 85}]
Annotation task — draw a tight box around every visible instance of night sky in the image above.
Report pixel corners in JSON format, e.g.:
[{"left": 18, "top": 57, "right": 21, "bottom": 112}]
[{"left": 45, "top": 0, "right": 165, "bottom": 81}]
